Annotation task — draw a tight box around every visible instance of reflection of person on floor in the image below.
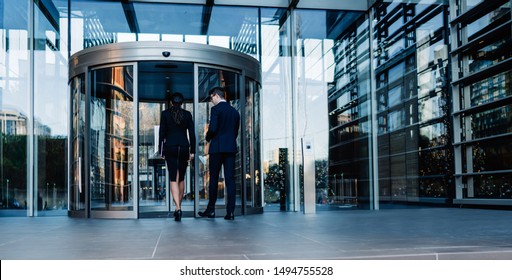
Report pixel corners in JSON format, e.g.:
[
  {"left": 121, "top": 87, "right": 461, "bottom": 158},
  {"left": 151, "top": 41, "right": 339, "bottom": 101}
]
[
  {"left": 158, "top": 92, "right": 196, "bottom": 221},
  {"left": 198, "top": 87, "right": 240, "bottom": 220}
]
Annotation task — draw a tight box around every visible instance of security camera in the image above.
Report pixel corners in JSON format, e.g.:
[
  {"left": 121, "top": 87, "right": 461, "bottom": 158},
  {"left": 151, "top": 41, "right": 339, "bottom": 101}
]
[{"left": 162, "top": 51, "right": 170, "bottom": 57}]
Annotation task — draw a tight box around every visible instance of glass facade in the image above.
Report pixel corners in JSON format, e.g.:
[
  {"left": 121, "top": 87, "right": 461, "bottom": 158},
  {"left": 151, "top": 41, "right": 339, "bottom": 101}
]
[
  {"left": 373, "top": 1, "right": 453, "bottom": 205},
  {"left": 451, "top": 0, "right": 512, "bottom": 202},
  {"left": 1, "top": 0, "right": 511, "bottom": 217}
]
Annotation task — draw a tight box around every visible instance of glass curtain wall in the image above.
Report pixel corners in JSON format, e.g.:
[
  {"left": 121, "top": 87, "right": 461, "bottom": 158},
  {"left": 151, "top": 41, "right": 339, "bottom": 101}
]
[
  {"left": 1, "top": 0, "right": 68, "bottom": 216},
  {"left": 294, "top": 10, "right": 369, "bottom": 210},
  {"left": 372, "top": 0, "right": 452, "bottom": 205},
  {"left": 322, "top": 12, "right": 372, "bottom": 209},
  {"left": 0, "top": 0, "right": 30, "bottom": 215},
  {"left": 34, "top": 0, "right": 69, "bottom": 215},
  {"left": 450, "top": 0, "right": 512, "bottom": 202},
  {"left": 259, "top": 8, "right": 294, "bottom": 211}
]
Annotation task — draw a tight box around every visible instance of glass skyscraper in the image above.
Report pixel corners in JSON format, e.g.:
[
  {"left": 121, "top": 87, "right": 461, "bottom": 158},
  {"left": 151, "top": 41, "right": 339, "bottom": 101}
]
[{"left": 0, "top": 0, "right": 511, "bottom": 218}]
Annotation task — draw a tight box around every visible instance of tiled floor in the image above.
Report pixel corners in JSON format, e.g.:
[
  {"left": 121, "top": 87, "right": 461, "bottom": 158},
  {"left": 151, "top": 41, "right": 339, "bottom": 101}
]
[{"left": 1, "top": 207, "right": 512, "bottom": 260}]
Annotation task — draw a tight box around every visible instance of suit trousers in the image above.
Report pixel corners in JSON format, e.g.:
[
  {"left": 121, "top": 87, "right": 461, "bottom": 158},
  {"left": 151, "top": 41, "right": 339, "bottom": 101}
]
[{"left": 206, "top": 152, "right": 236, "bottom": 214}]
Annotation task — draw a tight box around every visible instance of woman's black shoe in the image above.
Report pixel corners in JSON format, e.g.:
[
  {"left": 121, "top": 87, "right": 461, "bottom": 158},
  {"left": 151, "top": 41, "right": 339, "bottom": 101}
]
[
  {"left": 224, "top": 213, "right": 234, "bottom": 220},
  {"left": 174, "top": 210, "right": 182, "bottom": 221}
]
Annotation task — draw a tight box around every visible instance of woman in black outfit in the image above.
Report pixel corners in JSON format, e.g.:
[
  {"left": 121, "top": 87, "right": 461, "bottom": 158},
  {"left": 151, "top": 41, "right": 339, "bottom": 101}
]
[{"left": 158, "top": 92, "right": 195, "bottom": 221}]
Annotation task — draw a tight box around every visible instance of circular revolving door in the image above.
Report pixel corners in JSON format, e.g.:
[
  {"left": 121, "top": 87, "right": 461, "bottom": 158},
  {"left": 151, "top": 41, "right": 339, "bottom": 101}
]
[{"left": 68, "top": 42, "right": 262, "bottom": 219}]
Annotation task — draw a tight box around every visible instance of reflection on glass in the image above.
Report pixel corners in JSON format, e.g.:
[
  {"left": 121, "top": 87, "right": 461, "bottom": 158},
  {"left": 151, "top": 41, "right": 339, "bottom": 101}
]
[
  {"left": 416, "top": 13, "right": 443, "bottom": 44},
  {"left": 468, "top": 38, "right": 511, "bottom": 74},
  {"left": 138, "top": 102, "right": 167, "bottom": 210},
  {"left": 244, "top": 81, "right": 253, "bottom": 207},
  {"left": 419, "top": 123, "right": 447, "bottom": 148},
  {"left": 469, "top": 70, "right": 512, "bottom": 107},
  {"left": 418, "top": 94, "right": 445, "bottom": 122},
  {"left": 470, "top": 104, "right": 512, "bottom": 139},
  {"left": 34, "top": 4, "right": 68, "bottom": 215},
  {"left": 466, "top": 2, "right": 510, "bottom": 39},
  {"left": 472, "top": 174, "right": 512, "bottom": 199},
  {"left": 471, "top": 139, "right": 512, "bottom": 172},
  {"left": 388, "top": 62, "right": 404, "bottom": 84},
  {"left": 90, "top": 66, "right": 134, "bottom": 210},
  {"left": 71, "top": 75, "right": 86, "bottom": 211},
  {"left": 1, "top": 0, "right": 29, "bottom": 213}
]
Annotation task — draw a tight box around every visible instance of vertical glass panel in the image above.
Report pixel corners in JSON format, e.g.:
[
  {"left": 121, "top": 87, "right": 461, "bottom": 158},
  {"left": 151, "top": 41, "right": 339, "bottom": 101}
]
[
  {"left": 260, "top": 8, "right": 294, "bottom": 211},
  {"left": 70, "top": 74, "right": 85, "bottom": 211},
  {"left": 244, "top": 80, "right": 253, "bottom": 208},
  {"left": 197, "top": 67, "right": 241, "bottom": 211},
  {"left": 252, "top": 80, "right": 262, "bottom": 208},
  {"left": 34, "top": 1, "right": 68, "bottom": 215},
  {"left": 295, "top": 9, "right": 369, "bottom": 210},
  {"left": 0, "top": 0, "right": 30, "bottom": 215},
  {"left": 90, "top": 66, "right": 134, "bottom": 210},
  {"left": 138, "top": 101, "right": 167, "bottom": 212}
]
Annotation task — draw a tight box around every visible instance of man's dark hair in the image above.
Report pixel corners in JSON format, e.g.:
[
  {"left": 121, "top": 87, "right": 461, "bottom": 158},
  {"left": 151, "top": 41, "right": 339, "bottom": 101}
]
[{"left": 209, "top": 87, "right": 226, "bottom": 99}]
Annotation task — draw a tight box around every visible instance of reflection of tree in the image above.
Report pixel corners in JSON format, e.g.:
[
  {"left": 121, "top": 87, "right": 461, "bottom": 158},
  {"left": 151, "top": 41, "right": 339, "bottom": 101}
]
[
  {"left": 264, "top": 164, "right": 283, "bottom": 203},
  {"left": 264, "top": 159, "right": 329, "bottom": 204},
  {"left": 1, "top": 135, "right": 27, "bottom": 207},
  {"left": 315, "top": 160, "right": 328, "bottom": 189},
  {"left": 37, "top": 135, "right": 67, "bottom": 209},
  {"left": 418, "top": 149, "right": 451, "bottom": 197}
]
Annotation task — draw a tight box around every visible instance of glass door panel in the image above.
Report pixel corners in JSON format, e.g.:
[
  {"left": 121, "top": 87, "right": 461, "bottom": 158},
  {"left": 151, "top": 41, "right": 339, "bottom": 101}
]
[
  {"left": 70, "top": 74, "right": 86, "bottom": 213},
  {"left": 244, "top": 79, "right": 253, "bottom": 209},
  {"left": 90, "top": 65, "right": 136, "bottom": 218},
  {"left": 196, "top": 66, "right": 242, "bottom": 215},
  {"left": 181, "top": 102, "right": 195, "bottom": 212},
  {"left": 138, "top": 102, "right": 168, "bottom": 214}
]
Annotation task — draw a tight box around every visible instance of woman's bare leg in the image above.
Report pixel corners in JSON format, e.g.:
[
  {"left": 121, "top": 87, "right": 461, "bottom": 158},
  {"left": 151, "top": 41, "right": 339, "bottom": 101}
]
[{"left": 170, "top": 171, "right": 181, "bottom": 210}]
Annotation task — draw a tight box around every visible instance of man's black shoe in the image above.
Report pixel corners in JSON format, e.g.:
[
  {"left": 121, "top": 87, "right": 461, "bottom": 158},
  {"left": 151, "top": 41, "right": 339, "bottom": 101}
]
[
  {"left": 198, "top": 210, "right": 215, "bottom": 218},
  {"left": 224, "top": 213, "right": 234, "bottom": 220}
]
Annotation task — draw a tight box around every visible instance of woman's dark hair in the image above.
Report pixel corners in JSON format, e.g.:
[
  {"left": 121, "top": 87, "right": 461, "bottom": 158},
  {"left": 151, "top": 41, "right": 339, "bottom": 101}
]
[
  {"left": 170, "top": 92, "right": 184, "bottom": 105},
  {"left": 167, "top": 92, "right": 185, "bottom": 126}
]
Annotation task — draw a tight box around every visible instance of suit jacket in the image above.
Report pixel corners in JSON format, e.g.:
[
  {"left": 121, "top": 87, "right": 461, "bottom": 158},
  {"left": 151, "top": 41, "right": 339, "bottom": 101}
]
[
  {"left": 159, "top": 107, "right": 196, "bottom": 154},
  {"left": 206, "top": 101, "right": 240, "bottom": 154}
]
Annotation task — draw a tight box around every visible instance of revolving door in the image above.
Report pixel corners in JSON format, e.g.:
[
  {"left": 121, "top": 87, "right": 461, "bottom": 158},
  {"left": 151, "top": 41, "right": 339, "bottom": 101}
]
[{"left": 68, "top": 42, "right": 262, "bottom": 218}]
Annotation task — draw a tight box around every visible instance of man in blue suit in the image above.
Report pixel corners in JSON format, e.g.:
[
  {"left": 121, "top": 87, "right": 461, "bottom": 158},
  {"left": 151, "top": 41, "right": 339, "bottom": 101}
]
[{"left": 198, "top": 87, "right": 240, "bottom": 220}]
